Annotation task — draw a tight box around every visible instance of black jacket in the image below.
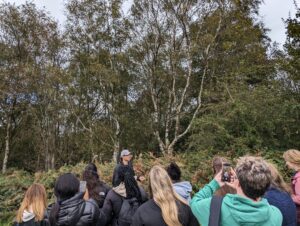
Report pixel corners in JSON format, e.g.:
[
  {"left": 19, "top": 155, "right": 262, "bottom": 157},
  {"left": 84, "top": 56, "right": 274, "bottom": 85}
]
[
  {"left": 131, "top": 199, "right": 199, "bottom": 226},
  {"left": 101, "top": 186, "right": 148, "bottom": 226},
  {"left": 46, "top": 192, "right": 100, "bottom": 226},
  {"left": 91, "top": 181, "right": 111, "bottom": 208},
  {"left": 112, "top": 162, "right": 134, "bottom": 187},
  {"left": 13, "top": 219, "right": 49, "bottom": 226}
]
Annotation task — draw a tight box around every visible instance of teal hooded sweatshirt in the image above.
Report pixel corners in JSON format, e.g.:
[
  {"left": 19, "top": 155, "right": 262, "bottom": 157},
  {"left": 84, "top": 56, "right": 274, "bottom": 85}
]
[{"left": 190, "top": 179, "right": 282, "bottom": 226}]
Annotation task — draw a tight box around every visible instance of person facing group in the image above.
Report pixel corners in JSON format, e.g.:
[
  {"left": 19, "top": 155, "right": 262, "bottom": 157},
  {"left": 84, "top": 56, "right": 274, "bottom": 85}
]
[
  {"left": 190, "top": 156, "right": 283, "bottom": 226},
  {"left": 112, "top": 149, "right": 134, "bottom": 187},
  {"left": 131, "top": 165, "right": 199, "bottom": 226}
]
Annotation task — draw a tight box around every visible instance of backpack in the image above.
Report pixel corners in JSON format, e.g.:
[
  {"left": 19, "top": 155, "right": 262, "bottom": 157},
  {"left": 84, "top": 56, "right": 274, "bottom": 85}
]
[{"left": 117, "top": 197, "right": 140, "bottom": 226}]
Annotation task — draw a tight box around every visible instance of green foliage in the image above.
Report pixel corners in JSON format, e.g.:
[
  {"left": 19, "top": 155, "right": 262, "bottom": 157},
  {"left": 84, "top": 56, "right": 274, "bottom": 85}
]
[
  {"left": 0, "top": 0, "right": 298, "bottom": 181},
  {"left": 189, "top": 85, "right": 300, "bottom": 153}
]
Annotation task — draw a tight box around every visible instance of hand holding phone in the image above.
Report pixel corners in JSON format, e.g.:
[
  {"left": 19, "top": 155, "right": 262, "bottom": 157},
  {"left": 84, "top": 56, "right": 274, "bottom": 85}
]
[{"left": 221, "top": 163, "right": 232, "bottom": 182}]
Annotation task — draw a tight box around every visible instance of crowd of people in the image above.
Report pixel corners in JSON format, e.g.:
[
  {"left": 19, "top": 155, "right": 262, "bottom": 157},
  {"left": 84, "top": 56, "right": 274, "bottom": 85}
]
[{"left": 13, "top": 149, "right": 300, "bottom": 226}]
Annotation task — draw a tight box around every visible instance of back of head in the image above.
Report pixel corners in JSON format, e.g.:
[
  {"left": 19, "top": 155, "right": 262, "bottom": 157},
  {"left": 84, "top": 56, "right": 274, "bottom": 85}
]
[
  {"left": 84, "top": 163, "right": 99, "bottom": 177},
  {"left": 50, "top": 173, "right": 79, "bottom": 225},
  {"left": 166, "top": 162, "right": 181, "bottom": 182},
  {"left": 149, "top": 165, "right": 184, "bottom": 226},
  {"left": 267, "top": 162, "right": 291, "bottom": 193},
  {"left": 83, "top": 163, "right": 103, "bottom": 205},
  {"left": 236, "top": 156, "right": 271, "bottom": 200},
  {"left": 16, "top": 183, "right": 47, "bottom": 223},
  {"left": 54, "top": 173, "right": 79, "bottom": 200},
  {"left": 283, "top": 149, "right": 300, "bottom": 171},
  {"left": 118, "top": 165, "right": 142, "bottom": 202}
]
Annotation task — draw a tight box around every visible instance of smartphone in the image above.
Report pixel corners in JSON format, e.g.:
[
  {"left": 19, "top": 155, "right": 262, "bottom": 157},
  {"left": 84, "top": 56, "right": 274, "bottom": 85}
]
[
  {"left": 221, "top": 163, "right": 231, "bottom": 182},
  {"left": 79, "top": 181, "right": 87, "bottom": 193}
]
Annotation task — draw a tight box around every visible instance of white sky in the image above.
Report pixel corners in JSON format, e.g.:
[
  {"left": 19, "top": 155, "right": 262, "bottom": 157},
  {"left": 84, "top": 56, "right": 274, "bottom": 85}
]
[{"left": 1, "top": 0, "right": 299, "bottom": 48}]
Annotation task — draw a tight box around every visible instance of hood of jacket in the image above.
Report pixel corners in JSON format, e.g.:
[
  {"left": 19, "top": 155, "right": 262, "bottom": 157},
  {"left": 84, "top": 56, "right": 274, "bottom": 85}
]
[
  {"left": 223, "top": 194, "right": 275, "bottom": 225},
  {"left": 22, "top": 209, "right": 35, "bottom": 222},
  {"left": 54, "top": 192, "right": 86, "bottom": 226},
  {"left": 173, "top": 181, "right": 192, "bottom": 200},
  {"left": 113, "top": 182, "right": 127, "bottom": 197}
]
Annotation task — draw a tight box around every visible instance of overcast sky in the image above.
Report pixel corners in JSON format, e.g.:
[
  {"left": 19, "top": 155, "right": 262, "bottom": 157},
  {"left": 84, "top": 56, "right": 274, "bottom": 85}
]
[{"left": 1, "top": 0, "right": 299, "bottom": 48}]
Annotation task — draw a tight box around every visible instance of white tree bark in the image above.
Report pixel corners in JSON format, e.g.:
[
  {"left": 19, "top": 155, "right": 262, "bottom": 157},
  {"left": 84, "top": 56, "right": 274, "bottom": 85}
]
[{"left": 2, "top": 114, "right": 11, "bottom": 174}]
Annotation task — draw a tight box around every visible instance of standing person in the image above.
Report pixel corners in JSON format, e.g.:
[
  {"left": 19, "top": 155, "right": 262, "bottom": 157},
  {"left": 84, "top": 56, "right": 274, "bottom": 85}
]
[
  {"left": 14, "top": 184, "right": 49, "bottom": 226},
  {"left": 82, "top": 163, "right": 110, "bottom": 208},
  {"left": 46, "top": 173, "right": 100, "bottom": 226},
  {"left": 264, "top": 162, "right": 297, "bottom": 226},
  {"left": 112, "top": 149, "right": 134, "bottom": 187},
  {"left": 166, "top": 162, "right": 192, "bottom": 203},
  {"left": 102, "top": 165, "right": 148, "bottom": 226},
  {"left": 212, "top": 157, "right": 236, "bottom": 196},
  {"left": 131, "top": 165, "right": 199, "bottom": 226},
  {"left": 191, "top": 156, "right": 282, "bottom": 226},
  {"left": 283, "top": 149, "right": 300, "bottom": 226}
]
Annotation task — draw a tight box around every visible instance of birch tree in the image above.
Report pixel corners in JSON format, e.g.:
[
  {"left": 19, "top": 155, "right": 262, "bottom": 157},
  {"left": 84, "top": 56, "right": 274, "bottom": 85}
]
[{"left": 130, "top": 0, "right": 225, "bottom": 154}]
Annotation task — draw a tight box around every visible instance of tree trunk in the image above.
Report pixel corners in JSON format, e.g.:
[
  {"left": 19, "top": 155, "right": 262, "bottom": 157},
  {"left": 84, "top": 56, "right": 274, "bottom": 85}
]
[
  {"left": 2, "top": 116, "right": 11, "bottom": 174},
  {"left": 51, "top": 153, "right": 55, "bottom": 169},
  {"left": 112, "top": 140, "right": 119, "bottom": 162}
]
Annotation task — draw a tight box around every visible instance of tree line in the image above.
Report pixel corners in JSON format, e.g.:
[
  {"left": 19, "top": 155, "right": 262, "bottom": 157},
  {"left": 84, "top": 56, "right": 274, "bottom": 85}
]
[{"left": 0, "top": 0, "right": 299, "bottom": 173}]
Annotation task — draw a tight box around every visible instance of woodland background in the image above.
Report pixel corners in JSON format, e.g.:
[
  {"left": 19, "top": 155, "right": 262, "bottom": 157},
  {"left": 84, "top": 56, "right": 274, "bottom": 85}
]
[{"left": 0, "top": 0, "right": 299, "bottom": 223}]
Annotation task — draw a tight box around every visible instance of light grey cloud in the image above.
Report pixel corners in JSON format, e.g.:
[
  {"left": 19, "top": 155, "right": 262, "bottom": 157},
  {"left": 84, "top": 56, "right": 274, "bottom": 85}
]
[
  {"left": 1, "top": 0, "right": 299, "bottom": 47},
  {"left": 259, "top": 0, "right": 299, "bottom": 47}
]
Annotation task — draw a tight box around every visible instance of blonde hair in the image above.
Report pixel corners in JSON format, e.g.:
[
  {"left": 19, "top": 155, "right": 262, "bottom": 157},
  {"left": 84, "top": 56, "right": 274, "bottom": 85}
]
[
  {"left": 283, "top": 149, "right": 300, "bottom": 171},
  {"left": 16, "top": 183, "right": 47, "bottom": 223},
  {"left": 267, "top": 162, "right": 292, "bottom": 194},
  {"left": 149, "top": 165, "right": 186, "bottom": 226}
]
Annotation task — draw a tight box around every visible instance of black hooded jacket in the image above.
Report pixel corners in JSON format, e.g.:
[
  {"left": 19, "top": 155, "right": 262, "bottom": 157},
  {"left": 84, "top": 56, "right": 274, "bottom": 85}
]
[{"left": 46, "top": 192, "right": 100, "bottom": 226}]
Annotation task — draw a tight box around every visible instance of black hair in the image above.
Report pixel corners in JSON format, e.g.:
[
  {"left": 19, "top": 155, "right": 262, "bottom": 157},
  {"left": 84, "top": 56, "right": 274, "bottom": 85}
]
[
  {"left": 82, "top": 163, "right": 106, "bottom": 207},
  {"left": 166, "top": 162, "right": 181, "bottom": 182},
  {"left": 118, "top": 165, "right": 142, "bottom": 202},
  {"left": 49, "top": 173, "right": 79, "bottom": 225},
  {"left": 84, "top": 163, "right": 99, "bottom": 179}
]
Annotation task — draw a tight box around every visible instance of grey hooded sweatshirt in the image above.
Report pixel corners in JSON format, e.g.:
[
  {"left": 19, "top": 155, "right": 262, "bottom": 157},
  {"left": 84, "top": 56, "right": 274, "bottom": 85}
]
[{"left": 173, "top": 181, "right": 192, "bottom": 203}]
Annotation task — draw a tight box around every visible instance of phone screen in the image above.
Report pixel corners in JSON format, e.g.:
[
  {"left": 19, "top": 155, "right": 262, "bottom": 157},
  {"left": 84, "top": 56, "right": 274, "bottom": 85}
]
[
  {"left": 79, "top": 181, "right": 87, "bottom": 193},
  {"left": 221, "top": 163, "right": 231, "bottom": 182}
]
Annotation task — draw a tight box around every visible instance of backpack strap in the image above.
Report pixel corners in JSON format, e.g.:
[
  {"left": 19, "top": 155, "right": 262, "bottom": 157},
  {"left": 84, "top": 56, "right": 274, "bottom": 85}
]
[{"left": 208, "top": 195, "right": 224, "bottom": 226}]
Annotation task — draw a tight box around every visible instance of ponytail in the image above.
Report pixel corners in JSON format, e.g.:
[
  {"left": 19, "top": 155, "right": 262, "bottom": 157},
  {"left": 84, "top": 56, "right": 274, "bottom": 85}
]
[{"left": 49, "top": 202, "right": 60, "bottom": 226}]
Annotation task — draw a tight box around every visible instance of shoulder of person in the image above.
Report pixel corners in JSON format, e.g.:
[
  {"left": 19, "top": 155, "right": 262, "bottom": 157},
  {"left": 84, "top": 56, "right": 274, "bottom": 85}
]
[
  {"left": 102, "top": 182, "right": 111, "bottom": 192},
  {"left": 106, "top": 189, "right": 122, "bottom": 200},
  {"left": 269, "top": 204, "right": 283, "bottom": 223},
  {"left": 83, "top": 199, "right": 100, "bottom": 218},
  {"left": 85, "top": 198, "right": 99, "bottom": 211}
]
